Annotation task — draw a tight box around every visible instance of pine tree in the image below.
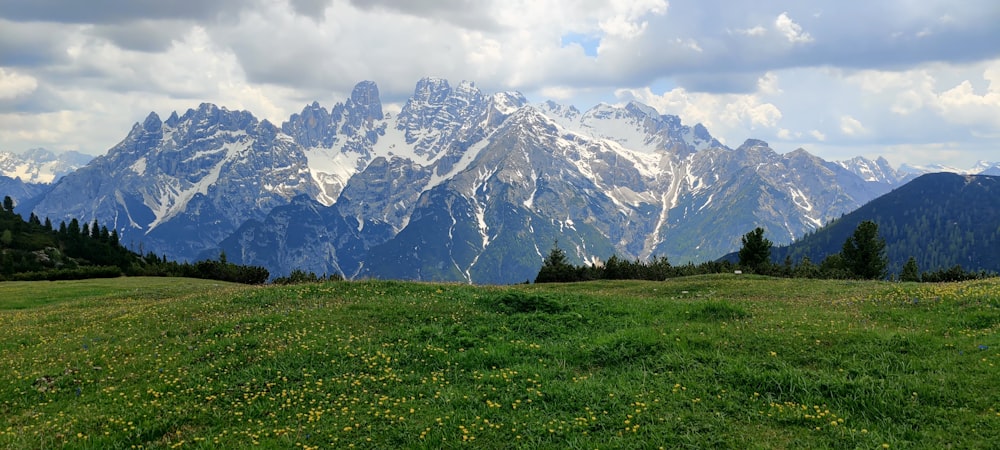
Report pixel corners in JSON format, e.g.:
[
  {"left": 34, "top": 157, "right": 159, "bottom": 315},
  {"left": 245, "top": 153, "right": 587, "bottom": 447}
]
[
  {"left": 67, "top": 219, "right": 80, "bottom": 236},
  {"left": 900, "top": 256, "right": 920, "bottom": 282},
  {"left": 842, "top": 220, "right": 888, "bottom": 279},
  {"left": 738, "top": 227, "right": 772, "bottom": 274},
  {"left": 535, "top": 242, "right": 575, "bottom": 283},
  {"left": 2, "top": 196, "right": 13, "bottom": 213}
]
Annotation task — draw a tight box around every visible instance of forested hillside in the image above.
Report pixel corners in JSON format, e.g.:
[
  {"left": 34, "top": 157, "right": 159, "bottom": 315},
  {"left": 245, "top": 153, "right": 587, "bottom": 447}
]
[
  {"left": 772, "top": 173, "right": 1000, "bottom": 276},
  {"left": 0, "top": 195, "right": 268, "bottom": 283}
]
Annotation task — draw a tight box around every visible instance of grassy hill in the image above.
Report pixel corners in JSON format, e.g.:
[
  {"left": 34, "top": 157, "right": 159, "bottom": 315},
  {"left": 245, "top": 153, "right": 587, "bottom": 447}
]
[{"left": 1, "top": 276, "right": 998, "bottom": 448}]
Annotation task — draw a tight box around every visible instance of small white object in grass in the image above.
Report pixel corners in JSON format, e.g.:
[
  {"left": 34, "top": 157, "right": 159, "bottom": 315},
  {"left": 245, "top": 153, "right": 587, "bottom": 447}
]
[{"left": 734, "top": 270, "right": 743, "bottom": 275}]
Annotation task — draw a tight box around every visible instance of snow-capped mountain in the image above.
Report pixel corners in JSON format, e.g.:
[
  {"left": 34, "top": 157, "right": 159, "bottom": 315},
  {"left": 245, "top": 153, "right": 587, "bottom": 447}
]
[
  {"left": 0, "top": 148, "right": 92, "bottom": 184},
  {"left": 898, "top": 160, "right": 1000, "bottom": 176},
  {"left": 31, "top": 104, "right": 318, "bottom": 260},
  {"left": 30, "top": 78, "right": 909, "bottom": 283},
  {"left": 218, "top": 80, "right": 901, "bottom": 283},
  {"left": 835, "top": 155, "right": 912, "bottom": 185}
]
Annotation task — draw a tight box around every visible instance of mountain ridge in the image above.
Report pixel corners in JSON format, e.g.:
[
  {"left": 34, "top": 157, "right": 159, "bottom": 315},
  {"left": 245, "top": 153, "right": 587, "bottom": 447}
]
[{"left": 22, "top": 78, "right": 935, "bottom": 283}]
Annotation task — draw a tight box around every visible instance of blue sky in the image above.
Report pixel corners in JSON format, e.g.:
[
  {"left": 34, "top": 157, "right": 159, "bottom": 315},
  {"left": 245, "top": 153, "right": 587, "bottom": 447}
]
[{"left": 0, "top": 0, "right": 998, "bottom": 168}]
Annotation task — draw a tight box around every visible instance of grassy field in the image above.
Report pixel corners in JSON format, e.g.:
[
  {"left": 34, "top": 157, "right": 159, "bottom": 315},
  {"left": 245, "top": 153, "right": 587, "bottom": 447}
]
[{"left": 0, "top": 275, "right": 997, "bottom": 449}]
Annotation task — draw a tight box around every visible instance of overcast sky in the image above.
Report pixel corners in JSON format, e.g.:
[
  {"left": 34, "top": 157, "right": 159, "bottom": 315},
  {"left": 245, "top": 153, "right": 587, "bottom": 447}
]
[{"left": 1, "top": 0, "right": 998, "bottom": 168}]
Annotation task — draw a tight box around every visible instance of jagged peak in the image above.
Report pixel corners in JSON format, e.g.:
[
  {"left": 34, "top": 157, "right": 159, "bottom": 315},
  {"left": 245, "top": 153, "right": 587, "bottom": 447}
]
[
  {"left": 412, "top": 77, "right": 452, "bottom": 103},
  {"left": 624, "top": 100, "right": 661, "bottom": 118},
  {"left": 20, "top": 147, "right": 56, "bottom": 160},
  {"left": 692, "top": 123, "right": 712, "bottom": 140},
  {"left": 540, "top": 100, "right": 581, "bottom": 117},
  {"left": 142, "top": 112, "right": 162, "bottom": 132},
  {"left": 738, "top": 139, "right": 770, "bottom": 150},
  {"left": 455, "top": 79, "right": 478, "bottom": 94},
  {"left": 490, "top": 91, "right": 527, "bottom": 115},
  {"left": 165, "top": 111, "right": 180, "bottom": 127},
  {"left": 349, "top": 80, "right": 383, "bottom": 120}
]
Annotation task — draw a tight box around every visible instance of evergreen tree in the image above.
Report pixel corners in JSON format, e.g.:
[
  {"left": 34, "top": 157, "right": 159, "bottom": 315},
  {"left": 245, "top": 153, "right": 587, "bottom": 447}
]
[
  {"left": 535, "top": 242, "right": 575, "bottom": 283},
  {"left": 2, "top": 196, "right": 13, "bottom": 212},
  {"left": 43, "top": 217, "right": 52, "bottom": 231},
  {"left": 792, "top": 256, "right": 820, "bottom": 278},
  {"left": 900, "top": 256, "right": 920, "bottom": 282},
  {"left": 842, "top": 220, "right": 888, "bottom": 279},
  {"left": 738, "top": 227, "right": 772, "bottom": 273}
]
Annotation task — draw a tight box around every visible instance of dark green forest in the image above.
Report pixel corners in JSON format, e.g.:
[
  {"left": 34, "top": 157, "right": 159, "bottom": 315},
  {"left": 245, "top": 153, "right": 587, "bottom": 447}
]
[
  {"left": 0, "top": 195, "right": 268, "bottom": 283},
  {"left": 772, "top": 173, "right": 1000, "bottom": 277}
]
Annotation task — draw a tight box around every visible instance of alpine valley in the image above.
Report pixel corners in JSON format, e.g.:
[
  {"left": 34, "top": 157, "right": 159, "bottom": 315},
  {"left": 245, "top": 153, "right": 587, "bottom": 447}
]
[{"left": 24, "top": 78, "right": 928, "bottom": 284}]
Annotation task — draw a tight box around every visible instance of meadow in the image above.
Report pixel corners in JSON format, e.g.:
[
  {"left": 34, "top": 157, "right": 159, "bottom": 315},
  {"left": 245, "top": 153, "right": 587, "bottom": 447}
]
[{"left": 0, "top": 275, "right": 997, "bottom": 449}]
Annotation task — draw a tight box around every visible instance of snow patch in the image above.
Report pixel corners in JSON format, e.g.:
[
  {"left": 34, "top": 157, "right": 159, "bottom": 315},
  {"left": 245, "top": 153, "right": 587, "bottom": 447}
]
[
  {"left": 130, "top": 157, "right": 147, "bottom": 175},
  {"left": 146, "top": 140, "right": 245, "bottom": 231}
]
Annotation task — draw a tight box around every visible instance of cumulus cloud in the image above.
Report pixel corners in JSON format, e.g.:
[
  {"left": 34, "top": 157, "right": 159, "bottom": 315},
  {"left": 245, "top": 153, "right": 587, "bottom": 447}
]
[
  {"left": 839, "top": 115, "right": 867, "bottom": 136},
  {"left": 774, "top": 12, "right": 813, "bottom": 44},
  {"left": 0, "top": 68, "right": 38, "bottom": 100},
  {"left": 0, "top": 0, "right": 998, "bottom": 169},
  {"left": 615, "top": 76, "right": 784, "bottom": 146},
  {"left": 597, "top": 0, "right": 668, "bottom": 39}
]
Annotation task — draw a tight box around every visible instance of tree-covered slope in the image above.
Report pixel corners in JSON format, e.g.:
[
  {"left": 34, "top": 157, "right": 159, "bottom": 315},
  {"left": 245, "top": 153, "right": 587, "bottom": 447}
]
[{"left": 772, "top": 173, "right": 1000, "bottom": 275}]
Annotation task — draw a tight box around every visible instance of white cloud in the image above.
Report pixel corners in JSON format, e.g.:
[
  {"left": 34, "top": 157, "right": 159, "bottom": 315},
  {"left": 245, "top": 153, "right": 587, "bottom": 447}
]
[
  {"left": 776, "top": 128, "right": 795, "bottom": 140},
  {"left": 774, "top": 12, "right": 813, "bottom": 44},
  {"left": 598, "top": 0, "right": 668, "bottom": 39},
  {"left": 0, "top": 0, "right": 999, "bottom": 171},
  {"left": 615, "top": 75, "right": 783, "bottom": 145},
  {"left": 839, "top": 115, "right": 867, "bottom": 136},
  {"left": 735, "top": 25, "right": 767, "bottom": 37},
  {"left": 933, "top": 61, "right": 1000, "bottom": 128},
  {"left": 0, "top": 68, "right": 37, "bottom": 99}
]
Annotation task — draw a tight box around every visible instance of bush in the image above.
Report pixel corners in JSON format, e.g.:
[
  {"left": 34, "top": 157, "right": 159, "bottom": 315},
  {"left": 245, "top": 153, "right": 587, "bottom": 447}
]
[
  {"left": 273, "top": 269, "right": 343, "bottom": 285},
  {"left": 492, "top": 292, "right": 567, "bottom": 314},
  {"left": 6, "top": 265, "right": 122, "bottom": 281}
]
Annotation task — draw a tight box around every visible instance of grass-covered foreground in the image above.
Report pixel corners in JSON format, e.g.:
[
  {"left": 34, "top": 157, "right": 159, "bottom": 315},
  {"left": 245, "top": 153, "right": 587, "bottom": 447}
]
[{"left": 1, "top": 276, "right": 997, "bottom": 449}]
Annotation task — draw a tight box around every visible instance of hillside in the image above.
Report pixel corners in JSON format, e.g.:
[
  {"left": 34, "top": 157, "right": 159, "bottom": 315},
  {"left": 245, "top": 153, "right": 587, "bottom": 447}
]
[
  {"left": 0, "top": 197, "right": 268, "bottom": 283},
  {"left": 1, "top": 276, "right": 997, "bottom": 448},
  {"left": 772, "top": 173, "right": 1000, "bottom": 276}
]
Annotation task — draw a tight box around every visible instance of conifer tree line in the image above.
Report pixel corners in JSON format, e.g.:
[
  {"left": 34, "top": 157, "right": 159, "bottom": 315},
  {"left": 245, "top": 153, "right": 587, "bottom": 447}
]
[
  {"left": 1, "top": 195, "right": 268, "bottom": 283},
  {"left": 536, "top": 220, "right": 994, "bottom": 283}
]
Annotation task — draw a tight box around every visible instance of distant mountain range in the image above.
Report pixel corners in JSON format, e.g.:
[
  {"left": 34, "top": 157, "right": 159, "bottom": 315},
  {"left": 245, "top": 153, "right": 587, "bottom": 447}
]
[
  {"left": 0, "top": 149, "right": 93, "bottom": 206},
  {"left": 771, "top": 172, "right": 1000, "bottom": 275},
  {"left": 0, "top": 148, "right": 92, "bottom": 184},
  {"left": 9, "top": 78, "right": 994, "bottom": 283}
]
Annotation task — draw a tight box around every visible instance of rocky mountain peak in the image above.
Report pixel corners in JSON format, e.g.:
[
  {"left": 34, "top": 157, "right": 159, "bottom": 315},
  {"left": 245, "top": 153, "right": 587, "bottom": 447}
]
[
  {"left": 411, "top": 77, "right": 452, "bottom": 104},
  {"left": 692, "top": 123, "right": 712, "bottom": 143},
  {"left": 142, "top": 112, "right": 162, "bottom": 132},
  {"left": 348, "top": 80, "right": 383, "bottom": 121},
  {"left": 738, "top": 139, "right": 771, "bottom": 151}
]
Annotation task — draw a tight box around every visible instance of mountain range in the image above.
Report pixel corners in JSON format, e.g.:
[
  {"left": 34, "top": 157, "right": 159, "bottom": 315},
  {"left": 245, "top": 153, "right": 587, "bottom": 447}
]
[
  {"left": 0, "top": 149, "right": 93, "bottom": 206},
  {"left": 11, "top": 78, "right": 990, "bottom": 283}
]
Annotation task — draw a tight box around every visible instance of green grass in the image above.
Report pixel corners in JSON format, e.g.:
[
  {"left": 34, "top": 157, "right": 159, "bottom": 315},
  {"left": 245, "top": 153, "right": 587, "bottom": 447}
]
[{"left": 0, "top": 275, "right": 997, "bottom": 449}]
